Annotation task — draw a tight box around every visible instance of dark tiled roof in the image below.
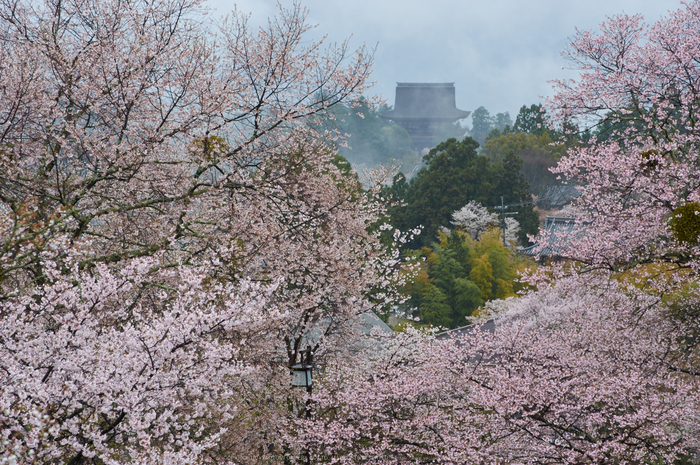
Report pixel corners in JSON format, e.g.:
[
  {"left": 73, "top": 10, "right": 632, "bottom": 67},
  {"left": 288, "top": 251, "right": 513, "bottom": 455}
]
[
  {"left": 380, "top": 83, "right": 470, "bottom": 121},
  {"left": 435, "top": 318, "right": 496, "bottom": 341},
  {"left": 435, "top": 319, "right": 497, "bottom": 363},
  {"left": 519, "top": 216, "right": 579, "bottom": 258}
]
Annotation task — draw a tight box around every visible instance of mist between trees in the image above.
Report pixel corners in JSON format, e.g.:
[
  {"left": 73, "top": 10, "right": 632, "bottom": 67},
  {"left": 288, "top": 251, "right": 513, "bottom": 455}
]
[
  {"left": 332, "top": 99, "right": 574, "bottom": 200},
  {"left": 1, "top": 0, "right": 699, "bottom": 464}
]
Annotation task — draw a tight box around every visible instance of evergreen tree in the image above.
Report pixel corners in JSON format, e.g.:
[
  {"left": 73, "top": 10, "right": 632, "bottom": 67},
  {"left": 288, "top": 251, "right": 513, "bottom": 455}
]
[
  {"left": 386, "top": 137, "right": 538, "bottom": 248},
  {"left": 470, "top": 106, "right": 494, "bottom": 146},
  {"left": 513, "top": 104, "right": 551, "bottom": 136},
  {"left": 494, "top": 152, "right": 540, "bottom": 243},
  {"left": 400, "top": 228, "right": 530, "bottom": 328},
  {"left": 494, "top": 112, "right": 513, "bottom": 133}
]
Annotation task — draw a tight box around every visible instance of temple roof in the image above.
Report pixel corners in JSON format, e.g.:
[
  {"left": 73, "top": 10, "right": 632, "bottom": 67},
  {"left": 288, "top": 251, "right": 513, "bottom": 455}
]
[
  {"left": 519, "top": 216, "right": 579, "bottom": 259},
  {"left": 380, "top": 83, "right": 470, "bottom": 121}
]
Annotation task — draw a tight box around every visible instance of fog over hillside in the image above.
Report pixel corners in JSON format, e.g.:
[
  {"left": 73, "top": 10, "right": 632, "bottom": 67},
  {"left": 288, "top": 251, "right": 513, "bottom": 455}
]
[{"left": 207, "top": 0, "right": 682, "bottom": 117}]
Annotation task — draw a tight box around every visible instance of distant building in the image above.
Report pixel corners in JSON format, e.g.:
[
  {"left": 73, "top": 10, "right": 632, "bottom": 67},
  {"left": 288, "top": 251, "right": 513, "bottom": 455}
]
[
  {"left": 380, "top": 83, "right": 470, "bottom": 151},
  {"left": 436, "top": 319, "right": 497, "bottom": 365},
  {"left": 436, "top": 318, "right": 497, "bottom": 342},
  {"left": 519, "top": 216, "right": 579, "bottom": 262}
]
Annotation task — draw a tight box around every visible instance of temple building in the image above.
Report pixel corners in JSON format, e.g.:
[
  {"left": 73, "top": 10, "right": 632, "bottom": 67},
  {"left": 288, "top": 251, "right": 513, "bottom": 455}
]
[{"left": 379, "top": 82, "right": 470, "bottom": 151}]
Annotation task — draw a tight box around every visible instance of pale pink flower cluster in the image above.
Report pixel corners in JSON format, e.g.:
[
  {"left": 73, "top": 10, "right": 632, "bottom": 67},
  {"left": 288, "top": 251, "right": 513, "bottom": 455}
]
[
  {"left": 289, "top": 3, "right": 700, "bottom": 463},
  {"left": 299, "top": 276, "right": 699, "bottom": 464},
  {"left": 546, "top": 3, "right": 700, "bottom": 270},
  {"left": 1, "top": 260, "right": 278, "bottom": 464},
  {"left": 0, "top": 0, "right": 402, "bottom": 463},
  {"left": 2, "top": 0, "right": 700, "bottom": 463}
]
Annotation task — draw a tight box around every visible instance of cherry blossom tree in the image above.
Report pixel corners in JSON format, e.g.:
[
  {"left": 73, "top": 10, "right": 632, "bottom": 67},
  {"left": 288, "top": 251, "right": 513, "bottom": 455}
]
[
  {"left": 546, "top": 2, "right": 700, "bottom": 272},
  {"left": 5, "top": 0, "right": 700, "bottom": 463},
  {"left": 0, "top": 0, "right": 375, "bottom": 282},
  {"left": 294, "top": 4, "right": 700, "bottom": 464},
  {"left": 451, "top": 201, "right": 498, "bottom": 240},
  {"left": 0, "top": 0, "right": 403, "bottom": 463},
  {"left": 0, "top": 259, "right": 283, "bottom": 464},
  {"left": 451, "top": 200, "right": 519, "bottom": 244},
  {"left": 299, "top": 277, "right": 699, "bottom": 464}
]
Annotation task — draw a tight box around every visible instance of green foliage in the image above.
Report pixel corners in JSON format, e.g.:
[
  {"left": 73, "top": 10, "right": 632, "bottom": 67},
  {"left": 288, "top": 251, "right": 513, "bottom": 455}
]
[
  {"left": 494, "top": 112, "right": 513, "bottom": 133},
  {"left": 418, "top": 284, "right": 453, "bottom": 328},
  {"left": 469, "top": 106, "right": 512, "bottom": 146},
  {"left": 513, "top": 104, "right": 551, "bottom": 136},
  {"left": 470, "top": 106, "right": 494, "bottom": 146},
  {"left": 481, "top": 131, "right": 566, "bottom": 197},
  {"left": 669, "top": 202, "right": 700, "bottom": 245},
  {"left": 191, "top": 134, "right": 229, "bottom": 161},
  {"left": 384, "top": 137, "right": 539, "bottom": 248},
  {"left": 511, "top": 103, "right": 582, "bottom": 147},
  {"left": 402, "top": 229, "right": 531, "bottom": 328},
  {"left": 331, "top": 153, "right": 353, "bottom": 174},
  {"left": 385, "top": 137, "right": 483, "bottom": 248},
  {"left": 493, "top": 152, "right": 540, "bottom": 244},
  {"left": 593, "top": 108, "right": 650, "bottom": 143},
  {"left": 481, "top": 131, "right": 565, "bottom": 163},
  {"left": 469, "top": 252, "right": 494, "bottom": 300}
]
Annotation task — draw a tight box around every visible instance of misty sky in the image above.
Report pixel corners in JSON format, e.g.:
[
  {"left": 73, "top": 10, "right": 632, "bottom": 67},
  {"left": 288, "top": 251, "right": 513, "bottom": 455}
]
[{"left": 207, "top": 0, "right": 683, "bottom": 123}]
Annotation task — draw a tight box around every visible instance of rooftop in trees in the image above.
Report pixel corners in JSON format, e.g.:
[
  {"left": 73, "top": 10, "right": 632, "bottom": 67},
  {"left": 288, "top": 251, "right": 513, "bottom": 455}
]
[
  {"left": 519, "top": 216, "right": 579, "bottom": 260},
  {"left": 380, "top": 83, "right": 470, "bottom": 121}
]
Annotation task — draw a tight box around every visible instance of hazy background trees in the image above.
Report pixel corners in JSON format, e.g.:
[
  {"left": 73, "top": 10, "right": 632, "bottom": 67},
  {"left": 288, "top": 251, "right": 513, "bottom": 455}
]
[
  {"left": 468, "top": 106, "right": 513, "bottom": 146},
  {"left": 325, "top": 98, "right": 419, "bottom": 171}
]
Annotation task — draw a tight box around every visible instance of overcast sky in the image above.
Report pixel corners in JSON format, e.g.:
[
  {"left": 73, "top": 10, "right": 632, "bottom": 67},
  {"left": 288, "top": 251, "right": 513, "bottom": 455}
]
[{"left": 207, "top": 0, "right": 683, "bottom": 122}]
